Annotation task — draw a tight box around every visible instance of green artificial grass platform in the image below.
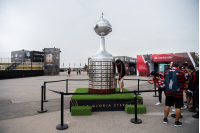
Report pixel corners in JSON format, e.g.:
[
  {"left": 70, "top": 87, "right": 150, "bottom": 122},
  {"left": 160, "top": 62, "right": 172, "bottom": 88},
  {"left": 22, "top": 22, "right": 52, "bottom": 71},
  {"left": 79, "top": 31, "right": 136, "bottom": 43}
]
[
  {"left": 125, "top": 105, "right": 146, "bottom": 114},
  {"left": 71, "top": 106, "right": 92, "bottom": 116},
  {"left": 71, "top": 88, "right": 142, "bottom": 100}
]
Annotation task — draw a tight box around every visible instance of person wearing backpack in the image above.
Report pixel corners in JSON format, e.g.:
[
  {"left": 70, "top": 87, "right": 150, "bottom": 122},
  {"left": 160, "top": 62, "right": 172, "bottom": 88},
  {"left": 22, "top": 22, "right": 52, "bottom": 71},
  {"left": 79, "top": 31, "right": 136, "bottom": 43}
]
[
  {"left": 163, "top": 61, "right": 186, "bottom": 127},
  {"left": 148, "top": 71, "right": 166, "bottom": 105},
  {"left": 185, "top": 65, "right": 197, "bottom": 110}
]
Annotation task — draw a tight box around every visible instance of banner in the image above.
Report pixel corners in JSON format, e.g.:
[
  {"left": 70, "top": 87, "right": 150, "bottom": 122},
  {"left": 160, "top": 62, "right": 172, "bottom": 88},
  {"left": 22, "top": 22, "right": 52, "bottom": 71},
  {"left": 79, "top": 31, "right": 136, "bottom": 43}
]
[
  {"left": 70, "top": 99, "right": 143, "bottom": 112},
  {"left": 137, "top": 55, "right": 149, "bottom": 76}
]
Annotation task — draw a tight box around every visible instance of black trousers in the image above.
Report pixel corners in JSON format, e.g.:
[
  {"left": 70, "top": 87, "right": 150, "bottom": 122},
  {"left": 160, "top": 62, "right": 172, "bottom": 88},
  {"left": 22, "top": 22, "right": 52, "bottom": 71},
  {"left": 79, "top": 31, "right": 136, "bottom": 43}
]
[
  {"left": 194, "top": 84, "right": 199, "bottom": 109},
  {"left": 158, "top": 87, "right": 166, "bottom": 103}
]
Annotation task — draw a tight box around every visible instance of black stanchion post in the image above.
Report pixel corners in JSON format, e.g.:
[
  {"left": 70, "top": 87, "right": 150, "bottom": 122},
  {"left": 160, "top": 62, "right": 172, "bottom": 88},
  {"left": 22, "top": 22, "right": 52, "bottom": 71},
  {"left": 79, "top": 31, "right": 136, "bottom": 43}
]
[
  {"left": 131, "top": 90, "right": 142, "bottom": 124},
  {"left": 43, "top": 82, "right": 48, "bottom": 102},
  {"left": 137, "top": 79, "right": 141, "bottom": 95},
  {"left": 37, "top": 86, "right": 47, "bottom": 113},
  {"left": 66, "top": 79, "right": 68, "bottom": 93},
  {"left": 56, "top": 92, "right": 68, "bottom": 130},
  {"left": 153, "top": 82, "right": 159, "bottom": 97},
  {"left": 115, "top": 78, "right": 117, "bottom": 89}
]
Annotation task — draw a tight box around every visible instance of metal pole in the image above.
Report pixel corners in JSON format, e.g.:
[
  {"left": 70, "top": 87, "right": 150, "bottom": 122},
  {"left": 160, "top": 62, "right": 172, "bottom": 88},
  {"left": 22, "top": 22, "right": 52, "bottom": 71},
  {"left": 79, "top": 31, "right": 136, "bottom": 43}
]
[
  {"left": 56, "top": 92, "right": 68, "bottom": 130},
  {"left": 115, "top": 78, "right": 117, "bottom": 89},
  {"left": 43, "top": 82, "right": 48, "bottom": 102},
  {"left": 37, "top": 86, "right": 47, "bottom": 113},
  {"left": 153, "top": 82, "right": 159, "bottom": 97},
  {"left": 66, "top": 79, "right": 68, "bottom": 93},
  {"left": 130, "top": 90, "right": 142, "bottom": 124},
  {"left": 61, "top": 93, "right": 63, "bottom": 126},
  {"left": 135, "top": 91, "right": 137, "bottom": 121},
  {"left": 137, "top": 79, "right": 141, "bottom": 95}
]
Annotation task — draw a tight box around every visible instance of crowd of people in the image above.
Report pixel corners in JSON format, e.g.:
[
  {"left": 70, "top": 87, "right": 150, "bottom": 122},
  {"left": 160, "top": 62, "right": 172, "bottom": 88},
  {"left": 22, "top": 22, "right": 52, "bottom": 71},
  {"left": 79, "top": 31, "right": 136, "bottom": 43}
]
[
  {"left": 68, "top": 60, "right": 198, "bottom": 127},
  {"left": 66, "top": 67, "right": 82, "bottom": 77},
  {"left": 148, "top": 61, "right": 199, "bottom": 127}
]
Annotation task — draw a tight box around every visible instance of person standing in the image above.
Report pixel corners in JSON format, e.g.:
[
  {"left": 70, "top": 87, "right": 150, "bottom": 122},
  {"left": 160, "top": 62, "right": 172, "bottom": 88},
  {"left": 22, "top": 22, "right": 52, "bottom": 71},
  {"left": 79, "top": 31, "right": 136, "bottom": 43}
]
[
  {"left": 163, "top": 61, "right": 186, "bottom": 127},
  {"left": 79, "top": 69, "right": 81, "bottom": 75},
  {"left": 166, "top": 61, "right": 173, "bottom": 70},
  {"left": 76, "top": 69, "right": 79, "bottom": 75},
  {"left": 148, "top": 71, "right": 166, "bottom": 105},
  {"left": 182, "top": 63, "right": 190, "bottom": 105},
  {"left": 185, "top": 65, "right": 196, "bottom": 109},
  {"left": 68, "top": 67, "right": 71, "bottom": 77},
  {"left": 116, "top": 59, "right": 125, "bottom": 92}
]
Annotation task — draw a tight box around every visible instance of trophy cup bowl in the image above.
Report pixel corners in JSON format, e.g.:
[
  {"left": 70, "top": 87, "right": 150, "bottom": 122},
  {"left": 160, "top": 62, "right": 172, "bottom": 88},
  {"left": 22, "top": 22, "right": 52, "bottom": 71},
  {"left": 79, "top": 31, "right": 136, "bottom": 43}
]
[{"left": 93, "top": 17, "right": 112, "bottom": 36}]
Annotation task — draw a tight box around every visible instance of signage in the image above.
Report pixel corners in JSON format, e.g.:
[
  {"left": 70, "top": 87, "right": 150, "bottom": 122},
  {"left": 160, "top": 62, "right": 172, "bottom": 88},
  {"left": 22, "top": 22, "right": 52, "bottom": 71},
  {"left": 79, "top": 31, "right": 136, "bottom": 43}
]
[
  {"left": 152, "top": 54, "right": 174, "bottom": 62},
  {"left": 70, "top": 99, "right": 143, "bottom": 112}
]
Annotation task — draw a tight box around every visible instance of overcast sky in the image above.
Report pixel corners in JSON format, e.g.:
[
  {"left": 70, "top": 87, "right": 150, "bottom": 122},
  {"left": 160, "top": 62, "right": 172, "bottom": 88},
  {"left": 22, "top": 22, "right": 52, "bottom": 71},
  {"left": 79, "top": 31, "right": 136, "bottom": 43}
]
[{"left": 0, "top": 0, "right": 199, "bottom": 68}]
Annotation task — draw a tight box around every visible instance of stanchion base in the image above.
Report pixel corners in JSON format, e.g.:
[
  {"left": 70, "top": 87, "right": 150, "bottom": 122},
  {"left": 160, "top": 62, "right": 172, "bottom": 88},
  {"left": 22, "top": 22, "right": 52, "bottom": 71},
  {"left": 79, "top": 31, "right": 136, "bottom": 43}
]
[
  {"left": 189, "top": 109, "right": 197, "bottom": 113},
  {"left": 37, "top": 109, "right": 47, "bottom": 113},
  {"left": 130, "top": 118, "right": 142, "bottom": 124},
  {"left": 56, "top": 124, "right": 68, "bottom": 130},
  {"left": 171, "top": 114, "right": 183, "bottom": 118},
  {"left": 153, "top": 95, "right": 159, "bottom": 97},
  {"left": 43, "top": 100, "right": 48, "bottom": 102}
]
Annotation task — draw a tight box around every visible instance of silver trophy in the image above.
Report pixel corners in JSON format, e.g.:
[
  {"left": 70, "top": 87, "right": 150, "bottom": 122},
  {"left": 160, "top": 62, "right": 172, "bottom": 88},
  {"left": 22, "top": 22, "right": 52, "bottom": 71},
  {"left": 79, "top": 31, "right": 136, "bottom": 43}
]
[
  {"left": 92, "top": 13, "right": 113, "bottom": 61},
  {"left": 88, "top": 13, "right": 115, "bottom": 93}
]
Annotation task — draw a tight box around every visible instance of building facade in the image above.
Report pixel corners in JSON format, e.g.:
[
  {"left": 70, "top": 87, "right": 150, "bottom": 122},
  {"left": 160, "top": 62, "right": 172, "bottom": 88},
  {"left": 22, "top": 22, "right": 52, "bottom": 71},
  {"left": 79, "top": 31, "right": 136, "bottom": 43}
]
[{"left": 137, "top": 52, "right": 196, "bottom": 76}]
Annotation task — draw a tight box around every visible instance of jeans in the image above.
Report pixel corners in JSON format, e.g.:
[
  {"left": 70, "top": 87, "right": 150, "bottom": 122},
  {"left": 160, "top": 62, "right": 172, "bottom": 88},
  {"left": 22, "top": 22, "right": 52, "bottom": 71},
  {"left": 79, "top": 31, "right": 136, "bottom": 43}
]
[{"left": 159, "top": 87, "right": 166, "bottom": 103}]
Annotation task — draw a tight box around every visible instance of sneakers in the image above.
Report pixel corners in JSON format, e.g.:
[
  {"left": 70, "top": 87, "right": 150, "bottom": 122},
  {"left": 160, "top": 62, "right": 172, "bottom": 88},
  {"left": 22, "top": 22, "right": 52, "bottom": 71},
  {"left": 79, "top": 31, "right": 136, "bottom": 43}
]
[
  {"left": 182, "top": 105, "right": 188, "bottom": 109},
  {"left": 155, "top": 102, "right": 161, "bottom": 105},
  {"left": 163, "top": 118, "right": 168, "bottom": 124},
  {"left": 174, "top": 121, "right": 182, "bottom": 127},
  {"left": 192, "top": 113, "right": 199, "bottom": 118},
  {"left": 172, "top": 109, "right": 176, "bottom": 112}
]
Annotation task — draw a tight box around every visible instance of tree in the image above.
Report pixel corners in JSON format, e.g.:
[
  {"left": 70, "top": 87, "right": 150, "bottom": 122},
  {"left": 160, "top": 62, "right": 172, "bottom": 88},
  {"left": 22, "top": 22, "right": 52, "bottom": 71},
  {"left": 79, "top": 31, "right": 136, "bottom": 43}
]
[
  {"left": 83, "top": 64, "right": 88, "bottom": 70},
  {"left": 195, "top": 52, "right": 199, "bottom": 67}
]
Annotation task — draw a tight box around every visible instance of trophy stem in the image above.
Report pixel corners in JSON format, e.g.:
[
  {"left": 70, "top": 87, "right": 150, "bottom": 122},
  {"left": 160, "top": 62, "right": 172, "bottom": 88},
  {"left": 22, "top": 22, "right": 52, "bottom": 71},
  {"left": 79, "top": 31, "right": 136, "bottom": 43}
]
[{"left": 98, "top": 37, "right": 106, "bottom": 53}]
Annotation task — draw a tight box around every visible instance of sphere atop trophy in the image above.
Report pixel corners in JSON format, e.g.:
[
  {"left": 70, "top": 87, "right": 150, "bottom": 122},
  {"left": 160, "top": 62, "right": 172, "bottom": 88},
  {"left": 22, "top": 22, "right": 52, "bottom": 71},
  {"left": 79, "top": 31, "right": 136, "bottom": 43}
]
[{"left": 93, "top": 13, "right": 112, "bottom": 36}]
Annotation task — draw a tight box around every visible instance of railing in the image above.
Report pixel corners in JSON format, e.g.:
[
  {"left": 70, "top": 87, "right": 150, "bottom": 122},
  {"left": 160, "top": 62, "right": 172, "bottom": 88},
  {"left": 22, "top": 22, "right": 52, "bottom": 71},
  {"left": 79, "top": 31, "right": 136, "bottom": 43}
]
[
  {"left": 37, "top": 78, "right": 161, "bottom": 130},
  {"left": 0, "top": 62, "right": 44, "bottom": 70}
]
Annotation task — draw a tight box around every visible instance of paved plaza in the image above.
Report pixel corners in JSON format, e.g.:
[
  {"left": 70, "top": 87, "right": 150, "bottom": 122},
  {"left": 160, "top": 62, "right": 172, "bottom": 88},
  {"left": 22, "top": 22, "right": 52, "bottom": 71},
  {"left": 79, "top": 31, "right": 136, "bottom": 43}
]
[{"left": 0, "top": 72, "right": 199, "bottom": 133}]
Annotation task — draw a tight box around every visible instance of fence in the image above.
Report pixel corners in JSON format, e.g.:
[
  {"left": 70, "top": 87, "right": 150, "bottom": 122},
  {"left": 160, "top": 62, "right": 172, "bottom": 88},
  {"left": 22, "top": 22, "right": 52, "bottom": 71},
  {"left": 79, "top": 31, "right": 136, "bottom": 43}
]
[
  {"left": 41, "top": 79, "right": 158, "bottom": 102},
  {"left": 37, "top": 78, "right": 162, "bottom": 130},
  {"left": 0, "top": 62, "right": 44, "bottom": 70}
]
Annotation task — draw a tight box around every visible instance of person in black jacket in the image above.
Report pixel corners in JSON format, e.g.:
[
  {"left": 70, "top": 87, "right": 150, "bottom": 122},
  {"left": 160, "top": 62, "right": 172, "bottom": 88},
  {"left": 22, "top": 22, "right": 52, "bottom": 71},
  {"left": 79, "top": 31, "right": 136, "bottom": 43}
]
[
  {"left": 185, "top": 65, "right": 196, "bottom": 109},
  {"left": 116, "top": 59, "right": 125, "bottom": 92}
]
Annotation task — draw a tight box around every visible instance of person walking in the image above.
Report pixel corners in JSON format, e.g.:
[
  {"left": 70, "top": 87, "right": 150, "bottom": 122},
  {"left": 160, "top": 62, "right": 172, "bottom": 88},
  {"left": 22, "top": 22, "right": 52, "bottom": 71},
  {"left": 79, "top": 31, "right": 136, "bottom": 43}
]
[
  {"left": 163, "top": 61, "right": 186, "bottom": 127},
  {"left": 116, "top": 59, "right": 125, "bottom": 92},
  {"left": 148, "top": 71, "right": 166, "bottom": 105}
]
